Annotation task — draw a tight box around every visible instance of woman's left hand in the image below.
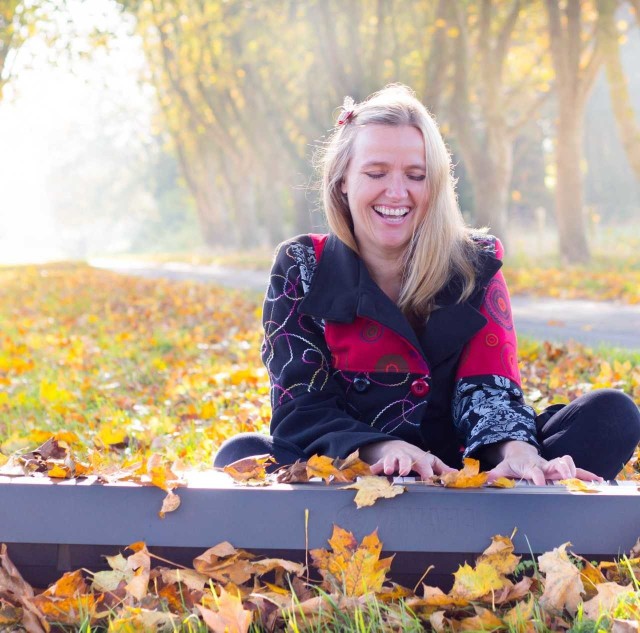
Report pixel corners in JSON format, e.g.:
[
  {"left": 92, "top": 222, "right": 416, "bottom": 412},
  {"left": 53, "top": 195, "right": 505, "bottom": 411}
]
[{"left": 486, "top": 440, "right": 603, "bottom": 485}]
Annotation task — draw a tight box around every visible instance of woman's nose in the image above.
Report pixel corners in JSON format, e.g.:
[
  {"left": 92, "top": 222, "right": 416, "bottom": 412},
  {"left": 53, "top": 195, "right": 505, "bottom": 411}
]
[{"left": 386, "top": 173, "right": 407, "bottom": 199}]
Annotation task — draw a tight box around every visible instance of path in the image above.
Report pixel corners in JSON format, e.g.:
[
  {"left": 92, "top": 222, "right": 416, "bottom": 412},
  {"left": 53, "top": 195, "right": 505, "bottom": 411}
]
[{"left": 89, "top": 259, "right": 640, "bottom": 351}]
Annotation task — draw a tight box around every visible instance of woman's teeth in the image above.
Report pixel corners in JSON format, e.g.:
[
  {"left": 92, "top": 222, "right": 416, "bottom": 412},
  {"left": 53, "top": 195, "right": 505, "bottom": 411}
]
[{"left": 373, "top": 206, "right": 410, "bottom": 218}]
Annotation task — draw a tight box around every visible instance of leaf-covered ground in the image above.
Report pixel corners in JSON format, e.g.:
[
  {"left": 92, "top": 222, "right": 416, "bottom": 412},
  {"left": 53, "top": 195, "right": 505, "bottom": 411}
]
[{"left": 1, "top": 263, "right": 640, "bottom": 631}]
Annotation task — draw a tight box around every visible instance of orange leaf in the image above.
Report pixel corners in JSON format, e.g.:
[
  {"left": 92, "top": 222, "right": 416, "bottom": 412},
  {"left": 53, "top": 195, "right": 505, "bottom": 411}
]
[
  {"left": 559, "top": 478, "right": 601, "bottom": 493},
  {"left": 310, "top": 526, "right": 392, "bottom": 596},
  {"left": 307, "top": 451, "right": 371, "bottom": 484},
  {"left": 477, "top": 534, "right": 520, "bottom": 575},
  {"left": 441, "top": 458, "right": 488, "bottom": 488}
]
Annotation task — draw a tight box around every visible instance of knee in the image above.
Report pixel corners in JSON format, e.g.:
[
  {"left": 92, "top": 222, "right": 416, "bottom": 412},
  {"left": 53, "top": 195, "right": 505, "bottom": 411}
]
[
  {"left": 213, "top": 432, "right": 273, "bottom": 468},
  {"left": 585, "top": 389, "right": 640, "bottom": 444}
]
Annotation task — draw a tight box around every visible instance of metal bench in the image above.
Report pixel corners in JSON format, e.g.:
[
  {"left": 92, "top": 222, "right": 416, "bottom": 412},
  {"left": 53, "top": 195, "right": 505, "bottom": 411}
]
[{"left": 2, "top": 473, "right": 638, "bottom": 588}]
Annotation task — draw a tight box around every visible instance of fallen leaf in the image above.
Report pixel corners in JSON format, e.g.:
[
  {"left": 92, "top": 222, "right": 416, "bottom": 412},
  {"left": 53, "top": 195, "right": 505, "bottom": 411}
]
[
  {"left": 124, "top": 543, "right": 151, "bottom": 601},
  {"left": 342, "top": 476, "right": 405, "bottom": 508},
  {"left": 558, "top": 478, "right": 601, "bottom": 493},
  {"left": 275, "top": 459, "right": 309, "bottom": 483},
  {"left": 159, "top": 490, "right": 181, "bottom": 518},
  {"left": 441, "top": 458, "right": 488, "bottom": 488},
  {"left": 503, "top": 596, "right": 536, "bottom": 633},
  {"left": 489, "top": 477, "right": 516, "bottom": 488},
  {"left": 197, "top": 586, "right": 253, "bottom": 633},
  {"left": 613, "top": 619, "right": 640, "bottom": 632},
  {"left": 450, "top": 561, "right": 506, "bottom": 600},
  {"left": 310, "top": 526, "right": 392, "bottom": 596},
  {"left": 306, "top": 451, "right": 371, "bottom": 483},
  {"left": 459, "top": 605, "right": 504, "bottom": 631},
  {"left": 32, "top": 570, "right": 97, "bottom": 626},
  {"left": 538, "top": 543, "right": 584, "bottom": 615},
  {"left": 583, "top": 582, "right": 634, "bottom": 620},
  {"left": 477, "top": 534, "right": 520, "bottom": 575},
  {"left": 160, "top": 568, "right": 209, "bottom": 592},
  {"left": 223, "top": 454, "right": 274, "bottom": 483}
]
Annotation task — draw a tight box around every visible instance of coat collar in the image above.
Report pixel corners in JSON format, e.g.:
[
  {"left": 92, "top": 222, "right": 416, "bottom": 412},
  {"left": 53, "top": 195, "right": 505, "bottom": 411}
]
[{"left": 298, "top": 234, "right": 502, "bottom": 368}]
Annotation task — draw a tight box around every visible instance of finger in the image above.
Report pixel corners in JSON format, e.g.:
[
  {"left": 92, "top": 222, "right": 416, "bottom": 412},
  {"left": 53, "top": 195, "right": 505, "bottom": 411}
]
[
  {"left": 487, "top": 461, "right": 519, "bottom": 482},
  {"left": 397, "top": 455, "right": 413, "bottom": 476},
  {"left": 413, "top": 459, "right": 434, "bottom": 480},
  {"left": 575, "top": 467, "right": 604, "bottom": 482},
  {"left": 543, "top": 458, "right": 573, "bottom": 481},
  {"left": 431, "top": 456, "right": 456, "bottom": 476},
  {"left": 527, "top": 465, "right": 547, "bottom": 486},
  {"left": 369, "top": 460, "right": 384, "bottom": 475},
  {"left": 383, "top": 455, "right": 399, "bottom": 476}
]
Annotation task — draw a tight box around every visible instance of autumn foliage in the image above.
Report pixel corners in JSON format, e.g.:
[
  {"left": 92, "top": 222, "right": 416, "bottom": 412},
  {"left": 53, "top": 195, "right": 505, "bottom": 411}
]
[{"left": 1, "top": 264, "right": 640, "bottom": 630}]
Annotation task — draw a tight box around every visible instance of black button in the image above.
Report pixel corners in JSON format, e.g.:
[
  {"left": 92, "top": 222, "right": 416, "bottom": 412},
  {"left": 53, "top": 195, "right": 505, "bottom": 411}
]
[{"left": 353, "top": 376, "right": 370, "bottom": 393}]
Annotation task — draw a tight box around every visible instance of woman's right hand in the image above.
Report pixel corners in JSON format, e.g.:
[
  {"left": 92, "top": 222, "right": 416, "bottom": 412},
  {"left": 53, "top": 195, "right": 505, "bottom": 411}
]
[{"left": 360, "top": 440, "right": 456, "bottom": 480}]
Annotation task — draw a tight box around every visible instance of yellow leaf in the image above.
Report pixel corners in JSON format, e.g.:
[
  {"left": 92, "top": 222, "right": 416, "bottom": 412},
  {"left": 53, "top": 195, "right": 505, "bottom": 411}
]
[
  {"left": 441, "top": 458, "right": 488, "bottom": 488},
  {"left": 450, "top": 561, "right": 506, "bottom": 600},
  {"left": 489, "top": 477, "right": 515, "bottom": 488},
  {"left": 477, "top": 534, "right": 520, "bottom": 575},
  {"left": 342, "top": 476, "right": 405, "bottom": 508},
  {"left": 559, "top": 478, "right": 601, "bottom": 493},
  {"left": 459, "top": 606, "right": 504, "bottom": 630},
  {"left": 307, "top": 451, "right": 371, "bottom": 483}
]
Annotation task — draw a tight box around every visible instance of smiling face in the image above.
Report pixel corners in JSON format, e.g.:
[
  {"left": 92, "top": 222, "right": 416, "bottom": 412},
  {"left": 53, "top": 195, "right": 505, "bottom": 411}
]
[{"left": 340, "top": 124, "right": 428, "bottom": 261}]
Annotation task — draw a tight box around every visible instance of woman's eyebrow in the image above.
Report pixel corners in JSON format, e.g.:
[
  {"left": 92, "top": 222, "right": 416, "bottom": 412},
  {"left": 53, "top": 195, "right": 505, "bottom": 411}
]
[{"left": 361, "top": 160, "right": 426, "bottom": 170}]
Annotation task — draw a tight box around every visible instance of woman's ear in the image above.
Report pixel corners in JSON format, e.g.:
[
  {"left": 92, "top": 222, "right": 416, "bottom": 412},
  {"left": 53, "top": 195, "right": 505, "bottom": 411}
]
[{"left": 340, "top": 178, "right": 347, "bottom": 195}]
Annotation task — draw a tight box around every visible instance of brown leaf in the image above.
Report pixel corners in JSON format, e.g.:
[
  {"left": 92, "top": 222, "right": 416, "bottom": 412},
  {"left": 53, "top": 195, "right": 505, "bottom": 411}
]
[
  {"left": 342, "top": 476, "right": 405, "bottom": 508},
  {"left": 441, "top": 458, "right": 488, "bottom": 488},
  {"left": 197, "top": 586, "right": 253, "bottom": 633},
  {"left": 310, "top": 526, "right": 393, "bottom": 596},
  {"left": 223, "top": 454, "right": 274, "bottom": 483},
  {"left": 494, "top": 576, "right": 534, "bottom": 605},
  {"left": 538, "top": 543, "right": 584, "bottom": 615},
  {"left": 251, "top": 558, "right": 305, "bottom": 577},
  {"left": 32, "top": 570, "right": 97, "bottom": 626},
  {"left": 159, "top": 490, "right": 181, "bottom": 518},
  {"left": 613, "top": 620, "right": 640, "bottom": 632},
  {"left": 193, "top": 545, "right": 256, "bottom": 586},
  {"left": 160, "top": 568, "right": 209, "bottom": 592},
  {"left": 275, "top": 459, "right": 309, "bottom": 484}
]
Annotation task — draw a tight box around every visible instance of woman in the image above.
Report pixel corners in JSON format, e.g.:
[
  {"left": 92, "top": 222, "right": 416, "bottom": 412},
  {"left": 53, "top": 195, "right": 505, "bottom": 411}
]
[{"left": 215, "top": 85, "right": 640, "bottom": 483}]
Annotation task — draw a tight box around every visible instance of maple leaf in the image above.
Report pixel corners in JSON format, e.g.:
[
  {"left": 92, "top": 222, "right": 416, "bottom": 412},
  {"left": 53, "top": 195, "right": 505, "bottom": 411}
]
[
  {"left": 489, "top": 476, "right": 516, "bottom": 488},
  {"left": 342, "top": 476, "right": 405, "bottom": 508},
  {"left": 32, "top": 570, "right": 98, "bottom": 626},
  {"left": 223, "top": 454, "right": 274, "bottom": 483},
  {"left": 450, "top": 561, "right": 506, "bottom": 600},
  {"left": 477, "top": 534, "right": 520, "bottom": 575},
  {"left": 146, "top": 453, "right": 183, "bottom": 491},
  {"left": 307, "top": 451, "right": 372, "bottom": 484},
  {"left": 538, "top": 543, "right": 584, "bottom": 615},
  {"left": 197, "top": 586, "right": 253, "bottom": 633},
  {"left": 310, "top": 526, "right": 393, "bottom": 596},
  {"left": 91, "top": 553, "right": 132, "bottom": 592},
  {"left": 441, "top": 458, "right": 488, "bottom": 488},
  {"left": 160, "top": 568, "right": 209, "bottom": 592},
  {"left": 124, "top": 542, "right": 151, "bottom": 601},
  {"left": 275, "top": 459, "right": 309, "bottom": 483},
  {"left": 193, "top": 543, "right": 257, "bottom": 585},
  {"left": 582, "top": 582, "right": 634, "bottom": 620}
]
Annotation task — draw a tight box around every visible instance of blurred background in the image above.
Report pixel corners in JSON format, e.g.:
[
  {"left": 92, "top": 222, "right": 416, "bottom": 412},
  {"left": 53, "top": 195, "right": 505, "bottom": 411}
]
[{"left": 0, "top": 0, "right": 638, "bottom": 266}]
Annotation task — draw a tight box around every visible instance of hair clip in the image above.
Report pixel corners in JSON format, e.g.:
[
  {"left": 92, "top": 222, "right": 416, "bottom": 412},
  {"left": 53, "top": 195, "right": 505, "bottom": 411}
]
[{"left": 337, "top": 96, "right": 355, "bottom": 126}]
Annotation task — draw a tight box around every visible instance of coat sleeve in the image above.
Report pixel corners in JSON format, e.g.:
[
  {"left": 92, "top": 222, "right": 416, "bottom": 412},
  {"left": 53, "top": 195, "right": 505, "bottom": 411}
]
[
  {"left": 262, "top": 238, "right": 399, "bottom": 459},
  {"left": 451, "top": 238, "right": 539, "bottom": 458}
]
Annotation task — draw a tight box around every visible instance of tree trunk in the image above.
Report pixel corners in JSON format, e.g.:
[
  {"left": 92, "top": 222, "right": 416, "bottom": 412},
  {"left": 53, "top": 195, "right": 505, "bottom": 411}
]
[
  {"left": 598, "top": 0, "right": 640, "bottom": 179},
  {"left": 555, "top": 101, "right": 590, "bottom": 263}
]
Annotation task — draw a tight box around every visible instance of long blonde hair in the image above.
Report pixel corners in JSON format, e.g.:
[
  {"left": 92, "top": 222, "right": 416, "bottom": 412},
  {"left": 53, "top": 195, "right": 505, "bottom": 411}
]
[{"left": 318, "top": 84, "right": 482, "bottom": 317}]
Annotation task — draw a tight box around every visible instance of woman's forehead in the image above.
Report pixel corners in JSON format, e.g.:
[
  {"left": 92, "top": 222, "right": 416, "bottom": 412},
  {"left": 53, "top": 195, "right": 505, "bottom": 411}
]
[{"left": 351, "top": 124, "right": 425, "bottom": 165}]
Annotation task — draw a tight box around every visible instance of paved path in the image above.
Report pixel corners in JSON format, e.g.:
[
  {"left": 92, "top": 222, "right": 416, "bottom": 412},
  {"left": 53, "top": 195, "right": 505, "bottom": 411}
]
[{"left": 90, "top": 259, "right": 640, "bottom": 351}]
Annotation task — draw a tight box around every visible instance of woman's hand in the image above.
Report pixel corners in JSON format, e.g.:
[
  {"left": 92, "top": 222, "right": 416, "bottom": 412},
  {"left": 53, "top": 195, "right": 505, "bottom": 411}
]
[
  {"left": 486, "top": 441, "right": 603, "bottom": 485},
  {"left": 360, "top": 440, "right": 456, "bottom": 480}
]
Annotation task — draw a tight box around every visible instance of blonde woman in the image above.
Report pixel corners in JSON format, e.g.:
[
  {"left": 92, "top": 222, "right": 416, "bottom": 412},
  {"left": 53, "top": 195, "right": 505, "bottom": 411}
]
[{"left": 215, "top": 85, "right": 640, "bottom": 483}]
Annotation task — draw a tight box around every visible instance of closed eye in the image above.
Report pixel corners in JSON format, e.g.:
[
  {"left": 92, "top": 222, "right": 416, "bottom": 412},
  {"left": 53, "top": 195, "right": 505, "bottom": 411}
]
[
  {"left": 365, "top": 172, "right": 385, "bottom": 179},
  {"left": 408, "top": 174, "right": 426, "bottom": 181}
]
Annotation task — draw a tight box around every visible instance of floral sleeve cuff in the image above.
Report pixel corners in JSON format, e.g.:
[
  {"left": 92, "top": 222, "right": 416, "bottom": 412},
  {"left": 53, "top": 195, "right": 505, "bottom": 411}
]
[{"left": 452, "top": 375, "right": 539, "bottom": 457}]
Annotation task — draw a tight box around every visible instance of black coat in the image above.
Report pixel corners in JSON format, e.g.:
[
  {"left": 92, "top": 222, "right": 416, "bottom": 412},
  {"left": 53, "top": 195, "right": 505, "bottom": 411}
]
[{"left": 262, "top": 234, "right": 538, "bottom": 468}]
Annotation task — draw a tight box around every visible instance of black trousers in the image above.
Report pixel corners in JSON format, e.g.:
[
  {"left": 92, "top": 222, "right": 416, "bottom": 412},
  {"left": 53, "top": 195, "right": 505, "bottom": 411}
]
[{"left": 214, "top": 389, "right": 640, "bottom": 480}]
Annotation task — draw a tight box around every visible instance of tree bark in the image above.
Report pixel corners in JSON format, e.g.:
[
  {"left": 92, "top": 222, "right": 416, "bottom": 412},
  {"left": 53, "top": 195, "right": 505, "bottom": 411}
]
[
  {"left": 544, "top": 0, "right": 602, "bottom": 263},
  {"left": 597, "top": 0, "right": 640, "bottom": 179}
]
